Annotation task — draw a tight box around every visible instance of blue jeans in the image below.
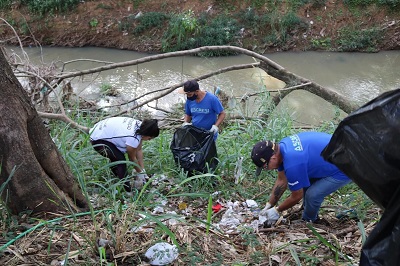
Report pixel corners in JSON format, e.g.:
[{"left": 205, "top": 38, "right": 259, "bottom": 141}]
[{"left": 302, "top": 177, "right": 351, "bottom": 222}]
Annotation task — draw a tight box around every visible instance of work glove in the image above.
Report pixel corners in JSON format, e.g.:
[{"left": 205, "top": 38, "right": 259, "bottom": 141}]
[
  {"left": 182, "top": 122, "right": 192, "bottom": 127},
  {"left": 264, "top": 207, "right": 280, "bottom": 226},
  {"left": 259, "top": 203, "right": 272, "bottom": 216},
  {"left": 133, "top": 170, "right": 149, "bottom": 189},
  {"left": 210, "top": 125, "right": 219, "bottom": 134}
]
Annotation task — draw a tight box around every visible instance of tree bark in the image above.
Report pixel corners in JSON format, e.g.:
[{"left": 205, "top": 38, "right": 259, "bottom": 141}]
[
  {"left": 258, "top": 61, "right": 358, "bottom": 114},
  {"left": 0, "top": 49, "right": 88, "bottom": 215}
]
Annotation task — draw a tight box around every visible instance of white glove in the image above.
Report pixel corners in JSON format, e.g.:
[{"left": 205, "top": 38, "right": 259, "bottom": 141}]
[
  {"left": 182, "top": 122, "right": 192, "bottom": 127},
  {"left": 265, "top": 207, "right": 280, "bottom": 225},
  {"left": 210, "top": 125, "right": 219, "bottom": 134},
  {"left": 133, "top": 173, "right": 147, "bottom": 189},
  {"left": 259, "top": 203, "right": 272, "bottom": 216},
  {"left": 137, "top": 172, "right": 149, "bottom": 180}
]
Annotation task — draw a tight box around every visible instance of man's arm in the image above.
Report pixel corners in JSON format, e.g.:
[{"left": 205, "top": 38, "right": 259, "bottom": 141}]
[
  {"left": 277, "top": 188, "right": 303, "bottom": 212},
  {"left": 214, "top": 110, "right": 226, "bottom": 127},
  {"left": 268, "top": 170, "right": 288, "bottom": 206},
  {"left": 184, "top": 114, "right": 192, "bottom": 123},
  {"left": 268, "top": 171, "right": 304, "bottom": 211}
]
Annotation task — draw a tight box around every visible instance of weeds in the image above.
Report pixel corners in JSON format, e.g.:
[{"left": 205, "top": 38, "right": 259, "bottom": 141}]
[
  {"left": 0, "top": 82, "right": 380, "bottom": 265},
  {"left": 337, "top": 26, "right": 382, "bottom": 52},
  {"left": 133, "top": 12, "right": 169, "bottom": 35},
  {"left": 162, "top": 10, "right": 199, "bottom": 52},
  {"left": 20, "top": 0, "right": 80, "bottom": 16}
]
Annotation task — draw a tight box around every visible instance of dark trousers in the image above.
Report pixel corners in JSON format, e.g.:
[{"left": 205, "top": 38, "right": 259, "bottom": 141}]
[{"left": 91, "top": 139, "right": 131, "bottom": 192}]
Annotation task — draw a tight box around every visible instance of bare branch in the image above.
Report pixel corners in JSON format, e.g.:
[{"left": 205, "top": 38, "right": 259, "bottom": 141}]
[
  {"left": 109, "top": 62, "right": 261, "bottom": 117},
  {"left": 38, "top": 111, "right": 90, "bottom": 133},
  {"left": 54, "top": 46, "right": 283, "bottom": 81}
]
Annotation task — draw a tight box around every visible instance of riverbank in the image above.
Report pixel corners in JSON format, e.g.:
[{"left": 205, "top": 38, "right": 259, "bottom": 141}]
[{"left": 1, "top": 0, "right": 400, "bottom": 54}]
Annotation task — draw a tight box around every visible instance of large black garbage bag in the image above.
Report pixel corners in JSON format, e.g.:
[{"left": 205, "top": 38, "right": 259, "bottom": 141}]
[
  {"left": 321, "top": 88, "right": 400, "bottom": 266},
  {"left": 170, "top": 125, "right": 218, "bottom": 173}
]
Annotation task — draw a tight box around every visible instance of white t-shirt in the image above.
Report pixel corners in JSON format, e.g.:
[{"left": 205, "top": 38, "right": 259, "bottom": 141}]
[{"left": 90, "top": 117, "right": 142, "bottom": 153}]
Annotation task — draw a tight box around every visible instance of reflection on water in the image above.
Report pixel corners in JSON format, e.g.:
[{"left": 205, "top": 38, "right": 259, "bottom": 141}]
[{"left": 5, "top": 46, "right": 400, "bottom": 125}]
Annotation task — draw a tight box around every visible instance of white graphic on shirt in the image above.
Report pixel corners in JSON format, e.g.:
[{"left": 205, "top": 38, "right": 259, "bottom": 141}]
[
  {"left": 289, "top": 134, "right": 303, "bottom": 151},
  {"left": 191, "top": 107, "right": 210, "bottom": 114}
]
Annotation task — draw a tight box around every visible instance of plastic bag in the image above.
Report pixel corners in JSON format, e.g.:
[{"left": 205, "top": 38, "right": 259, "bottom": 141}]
[
  {"left": 144, "top": 242, "right": 179, "bottom": 265},
  {"left": 170, "top": 125, "right": 218, "bottom": 174},
  {"left": 321, "top": 88, "right": 400, "bottom": 266}
]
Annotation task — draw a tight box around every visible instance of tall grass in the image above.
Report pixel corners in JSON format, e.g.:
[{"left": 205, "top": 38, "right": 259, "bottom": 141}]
[{"left": 0, "top": 85, "right": 379, "bottom": 264}]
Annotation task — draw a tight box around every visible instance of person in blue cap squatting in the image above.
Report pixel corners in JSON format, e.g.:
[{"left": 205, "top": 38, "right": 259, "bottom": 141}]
[
  {"left": 178, "top": 80, "right": 226, "bottom": 140},
  {"left": 251, "top": 131, "right": 351, "bottom": 224}
]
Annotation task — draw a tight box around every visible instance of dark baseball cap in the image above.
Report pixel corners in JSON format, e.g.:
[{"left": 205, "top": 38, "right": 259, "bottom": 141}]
[
  {"left": 251, "top": 140, "right": 276, "bottom": 176},
  {"left": 178, "top": 80, "right": 199, "bottom": 94}
]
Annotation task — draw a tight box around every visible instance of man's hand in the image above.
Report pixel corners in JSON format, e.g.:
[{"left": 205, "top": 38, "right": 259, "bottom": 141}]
[
  {"left": 210, "top": 125, "right": 219, "bottom": 134},
  {"left": 259, "top": 203, "right": 272, "bottom": 216},
  {"left": 133, "top": 173, "right": 148, "bottom": 189},
  {"left": 265, "top": 207, "right": 280, "bottom": 225},
  {"left": 182, "top": 122, "right": 192, "bottom": 127}
]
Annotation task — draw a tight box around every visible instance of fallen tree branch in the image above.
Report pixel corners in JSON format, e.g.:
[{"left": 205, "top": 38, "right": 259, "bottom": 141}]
[{"left": 38, "top": 112, "right": 90, "bottom": 133}]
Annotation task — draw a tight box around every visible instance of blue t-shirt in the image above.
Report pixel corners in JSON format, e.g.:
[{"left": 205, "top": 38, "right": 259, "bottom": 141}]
[
  {"left": 277, "top": 132, "right": 350, "bottom": 191},
  {"left": 184, "top": 91, "right": 224, "bottom": 131}
]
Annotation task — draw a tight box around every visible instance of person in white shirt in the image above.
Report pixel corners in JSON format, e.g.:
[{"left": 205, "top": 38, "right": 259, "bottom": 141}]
[{"left": 90, "top": 117, "right": 159, "bottom": 192}]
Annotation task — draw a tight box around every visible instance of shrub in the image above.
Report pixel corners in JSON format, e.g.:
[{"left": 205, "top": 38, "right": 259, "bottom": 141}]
[
  {"left": 378, "top": 0, "right": 400, "bottom": 9},
  {"left": 192, "top": 15, "right": 241, "bottom": 55},
  {"left": 0, "top": 0, "right": 12, "bottom": 10},
  {"left": 263, "top": 10, "right": 308, "bottom": 49},
  {"left": 133, "top": 12, "right": 169, "bottom": 35},
  {"left": 161, "top": 10, "right": 199, "bottom": 52},
  {"left": 337, "top": 26, "right": 382, "bottom": 51},
  {"left": 162, "top": 13, "right": 240, "bottom": 55},
  {"left": 20, "top": 0, "right": 80, "bottom": 16}
]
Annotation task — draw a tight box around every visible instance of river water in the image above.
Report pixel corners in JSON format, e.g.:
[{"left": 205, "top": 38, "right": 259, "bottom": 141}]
[{"left": 6, "top": 46, "right": 400, "bottom": 125}]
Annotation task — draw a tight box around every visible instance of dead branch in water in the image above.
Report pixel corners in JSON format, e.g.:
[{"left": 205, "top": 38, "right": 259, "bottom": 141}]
[{"left": 5, "top": 45, "right": 359, "bottom": 131}]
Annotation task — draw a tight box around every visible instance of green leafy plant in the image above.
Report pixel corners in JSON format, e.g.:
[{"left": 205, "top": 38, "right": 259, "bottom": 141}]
[
  {"left": 133, "top": 12, "right": 169, "bottom": 34},
  {"left": 337, "top": 26, "right": 382, "bottom": 51},
  {"left": 20, "top": 0, "right": 80, "bottom": 16},
  {"left": 0, "top": 0, "right": 12, "bottom": 9},
  {"left": 162, "top": 10, "right": 198, "bottom": 52},
  {"left": 89, "top": 18, "right": 99, "bottom": 28},
  {"left": 311, "top": 38, "right": 332, "bottom": 49},
  {"left": 100, "top": 83, "right": 118, "bottom": 96}
]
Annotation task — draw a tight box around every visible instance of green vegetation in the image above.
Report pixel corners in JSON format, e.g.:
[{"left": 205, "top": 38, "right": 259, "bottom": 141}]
[
  {"left": 89, "top": 18, "right": 99, "bottom": 28},
  {"left": 161, "top": 10, "right": 199, "bottom": 52},
  {"left": 182, "top": 14, "right": 241, "bottom": 56},
  {"left": 337, "top": 26, "right": 382, "bottom": 51},
  {"left": 0, "top": 0, "right": 396, "bottom": 54},
  {"left": 0, "top": 85, "right": 379, "bottom": 264},
  {"left": 311, "top": 37, "right": 332, "bottom": 49},
  {"left": 99, "top": 83, "right": 119, "bottom": 96},
  {"left": 0, "top": 0, "right": 12, "bottom": 9},
  {"left": 20, "top": 0, "right": 80, "bottom": 16},
  {"left": 133, "top": 12, "right": 169, "bottom": 34}
]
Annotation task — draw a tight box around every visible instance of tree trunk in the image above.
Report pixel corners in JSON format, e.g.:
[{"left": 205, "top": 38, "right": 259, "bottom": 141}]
[
  {"left": 0, "top": 49, "right": 88, "bottom": 215},
  {"left": 258, "top": 61, "right": 359, "bottom": 114}
]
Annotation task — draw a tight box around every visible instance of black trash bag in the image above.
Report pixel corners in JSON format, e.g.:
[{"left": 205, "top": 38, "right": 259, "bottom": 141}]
[
  {"left": 170, "top": 125, "right": 218, "bottom": 174},
  {"left": 321, "top": 88, "right": 400, "bottom": 266}
]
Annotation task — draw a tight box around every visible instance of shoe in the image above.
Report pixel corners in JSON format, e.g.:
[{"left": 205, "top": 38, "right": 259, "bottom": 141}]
[{"left": 313, "top": 217, "right": 330, "bottom": 226}]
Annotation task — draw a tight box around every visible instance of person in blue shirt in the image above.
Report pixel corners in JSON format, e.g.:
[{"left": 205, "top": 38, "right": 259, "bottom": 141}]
[
  {"left": 178, "top": 80, "right": 226, "bottom": 140},
  {"left": 251, "top": 132, "right": 351, "bottom": 224}
]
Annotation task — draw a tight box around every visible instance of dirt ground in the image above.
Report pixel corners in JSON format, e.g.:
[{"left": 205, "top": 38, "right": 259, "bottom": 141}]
[{"left": 2, "top": 0, "right": 400, "bottom": 53}]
